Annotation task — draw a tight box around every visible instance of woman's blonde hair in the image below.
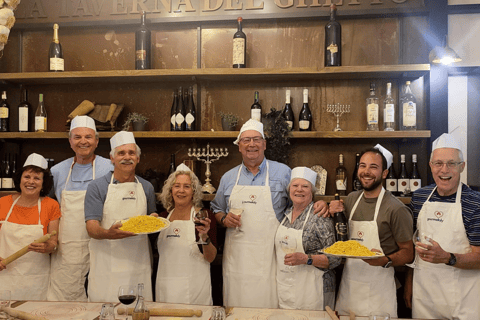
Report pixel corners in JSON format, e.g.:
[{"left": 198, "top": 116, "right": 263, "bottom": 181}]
[{"left": 158, "top": 170, "right": 203, "bottom": 212}]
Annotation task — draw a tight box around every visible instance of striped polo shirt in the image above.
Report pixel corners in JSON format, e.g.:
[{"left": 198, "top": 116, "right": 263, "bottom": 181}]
[{"left": 409, "top": 183, "right": 480, "bottom": 246}]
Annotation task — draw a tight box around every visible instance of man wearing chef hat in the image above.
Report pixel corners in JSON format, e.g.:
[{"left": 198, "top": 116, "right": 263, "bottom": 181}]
[
  {"left": 329, "top": 144, "right": 414, "bottom": 317},
  {"left": 405, "top": 133, "right": 480, "bottom": 320},
  {"left": 84, "top": 131, "right": 157, "bottom": 302},
  {"left": 47, "top": 115, "right": 113, "bottom": 301},
  {"left": 211, "top": 119, "right": 328, "bottom": 308}
]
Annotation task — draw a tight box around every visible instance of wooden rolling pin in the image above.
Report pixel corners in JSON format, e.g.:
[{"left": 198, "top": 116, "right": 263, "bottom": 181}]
[
  {"left": 119, "top": 308, "right": 203, "bottom": 317},
  {"left": 325, "top": 306, "right": 339, "bottom": 320},
  {"left": 2, "top": 231, "right": 57, "bottom": 265},
  {"left": 0, "top": 306, "right": 48, "bottom": 320}
]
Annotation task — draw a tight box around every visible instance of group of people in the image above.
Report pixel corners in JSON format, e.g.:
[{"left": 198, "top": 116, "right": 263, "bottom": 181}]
[{"left": 0, "top": 115, "right": 479, "bottom": 320}]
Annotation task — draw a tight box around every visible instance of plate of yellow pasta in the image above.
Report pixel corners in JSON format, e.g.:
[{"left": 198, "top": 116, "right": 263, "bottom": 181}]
[
  {"left": 117, "top": 215, "right": 170, "bottom": 234},
  {"left": 320, "top": 240, "right": 384, "bottom": 259}
]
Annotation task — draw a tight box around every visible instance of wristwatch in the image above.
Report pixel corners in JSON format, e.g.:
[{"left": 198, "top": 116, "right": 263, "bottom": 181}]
[
  {"left": 446, "top": 253, "right": 457, "bottom": 266},
  {"left": 383, "top": 255, "right": 393, "bottom": 268},
  {"left": 220, "top": 214, "right": 227, "bottom": 225},
  {"left": 202, "top": 236, "right": 211, "bottom": 245},
  {"left": 306, "top": 254, "right": 313, "bottom": 265}
]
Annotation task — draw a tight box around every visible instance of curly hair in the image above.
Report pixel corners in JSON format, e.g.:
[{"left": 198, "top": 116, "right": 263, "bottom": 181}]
[
  {"left": 158, "top": 170, "right": 203, "bottom": 212},
  {"left": 13, "top": 165, "right": 53, "bottom": 197}
]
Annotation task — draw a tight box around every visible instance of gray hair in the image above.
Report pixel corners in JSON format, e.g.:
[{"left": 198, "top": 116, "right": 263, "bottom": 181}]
[
  {"left": 110, "top": 144, "right": 142, "bottom": 158},
  {"left": 430, "top": 148, "right": 464, "bottom": 162},
  {"left": 158, "top": 170, "right": 203, "bottom": 212},
  {"left": 287, "top": 177, "right": 317, "bottom": 200}
]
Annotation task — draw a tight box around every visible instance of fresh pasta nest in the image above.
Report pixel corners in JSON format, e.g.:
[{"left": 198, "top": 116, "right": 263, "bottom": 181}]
[
  {"left": 119, "top": 215, "right": 169, "bottom": 234},
  {"left": 323, "top": 240, "right": 376, "bottom": 257}
]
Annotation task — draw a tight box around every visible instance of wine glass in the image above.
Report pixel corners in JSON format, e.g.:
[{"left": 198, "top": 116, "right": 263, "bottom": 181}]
[
  {"left": 194, "top": 208, "right": 209, "bottom": 245},
  {"left": 413, "top": 229, "right": 433, "bottom": 250},
  {"left": 118, "top": 285, "right": 137, "bottom": 320},
  {"left": 369, "top": 312, "right": 390, "bottom": 320},
  {"left": 100, "top": 303, "right": 115, "bottom": 320},
  {"left": 230, "top": 208, "right": 243, "bottom": 232},
  {"left": 0, "top": 290, "right": 10, "bottom": 320},
  {"left": 280, "top": 236, "right": 297, "bottom": 271}
]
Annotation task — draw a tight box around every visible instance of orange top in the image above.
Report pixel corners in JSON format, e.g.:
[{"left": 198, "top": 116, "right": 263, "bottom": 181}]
[{"left": 0, "top": 195, "right": 61, "bottom": 235}]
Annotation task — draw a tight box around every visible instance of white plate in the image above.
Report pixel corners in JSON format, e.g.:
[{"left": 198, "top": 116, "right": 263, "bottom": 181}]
[
  {"left": 117, "top": 216, "right": 170, "bottom": 235},
  {"left": 320, "top": 249, "right": 384, "bottom": 259}
]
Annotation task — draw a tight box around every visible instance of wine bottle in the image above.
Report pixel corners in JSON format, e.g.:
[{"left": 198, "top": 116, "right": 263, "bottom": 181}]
[
  {"left": 0, "top": 91, "right": 9, "bottom": 132},
  {"left": 333, "top": 194, "right": 348, "bottom": 242},
  {"left": 386, "top": 162, "right": 398, "bottom": 195},
  {"left": 366, "top": 82, "right": 379, "bottom": 131},
  {"left": 410, "top": 154, "right": 421, "bottom": 193},
  {"left": 298, "top": 89, "right": 312, "bottom": 131},
  {"left": 35, "top": 94, "right": 47, "bottom": 132},
  {"left": 132, "top": 283, "right": 148, "bottom": 320},
  {"left": 49, "top": 23, "right": 64, "bottom": 72},
  {"left": 2, "top": 154, "right": 13, "bottom": 191},
  {"left": 335, "top": 154, "right": 347, "bottom": 196},
  {"left": 175, "top": 87, "right": 186, "bottom": 131},
  {"left": 352, "top": 153, "right": 362, "bottom": 192},
  {"left": 170, "top": 91, "right": 178, "bottom": 131},
  {"left": 11, "top": 153, "right": 16, "bottom": 189},
  {"left": 233, "top": 17, "right": 246, "bottom": 68},
  {"left": 135, "top": 11, "right": 151, "bottom": 70},
  {"left": 398, "top": 154, "right": 410, "bottom": 196},
  {"left": 18, "top": 86, "right": 31, "bottom": 132},
  {"left": 185, "top": 87, "right": 196, "bottom": 131},
  {"left": 168, "top": 154, "right": 175, "bottom": 176},
  {"left": 400, "top": 81, "right": 417, "bottom": 131},
  {"left": 383, "top": 82, "right": 395, "bottom": 131},
  {"left": 282, "top": 90, "right": 294, "bottom": 131},
  {"left": 250, "top": 91, "right": 262, "bottom": 122},
  {"left": 324, "top": 4, "right": 341, "bottom": 67}
]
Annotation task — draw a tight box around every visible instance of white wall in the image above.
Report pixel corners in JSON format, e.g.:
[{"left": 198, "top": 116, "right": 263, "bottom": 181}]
[{"left": 449, "top": 0, "right": 480, "bottom": 4}]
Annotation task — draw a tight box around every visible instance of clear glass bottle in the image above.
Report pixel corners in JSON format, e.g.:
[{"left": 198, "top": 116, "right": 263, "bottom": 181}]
[
  {"left": 399, "top": 81, "right": 417, "bottom": 131},
  {"left": 335, "top": 154, "right": 347, "bottom": 196},
  {"left": 35, "top": 94, "right": 47, "bottom": 132},
  {"left": 298, "top": 89, "right": 312, "bottom": 131},
  {"left": 410, "top": 154, "right": 421, "bottom": 193},
  {"left": 366, "top": 82, "right": 379, "bottom": 131},
  {"left": 233, "top": 17, "right": 246, "bottom": 68},
  {"left": 132, "top": 283, "right": 148, "bottom": 320},
  {"left": 0, "top": 91, "right": 9, "bottom": 132},
  {"left": 282, "top": 90, "right": 294, "bottom": 131},
  {"left": 383, "top": 82, "right": 395, "bottom": 131},
  {"left": 250, "top": 91, "right": 262, "bottom": 122}
]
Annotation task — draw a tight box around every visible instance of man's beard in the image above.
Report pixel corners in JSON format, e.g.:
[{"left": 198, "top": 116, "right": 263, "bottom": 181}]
[{"left": 360, "top": 175, "right": 384, "bottom": 191}]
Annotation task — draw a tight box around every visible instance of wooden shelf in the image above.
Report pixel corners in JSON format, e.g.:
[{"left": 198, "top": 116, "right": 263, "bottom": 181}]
[
  {"left": 0, "top": 130, "right": 430, "bottom": 139},
  {"left": 0, "top": 64, "right": 430, "bottom": 85}
]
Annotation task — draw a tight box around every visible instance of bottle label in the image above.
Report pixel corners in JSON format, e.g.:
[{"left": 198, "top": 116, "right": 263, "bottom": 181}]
[
  {"left": 336, "top": 178, "right": 347, "bottom": 191},
  {"left": 367, "top": 103, "right": 378, "bottom": 124},
  {"left": 50, "top": 58, "right": 64, "bottom": 71},
  {"left": 171, "top": 115, "right": 176, "bottom": 127},
  {"left": 233, "top": 38, "right": 245, "bottom": 65},
  {"left": 403, "top": 102, "right": 416, "bottom": 127},
  {"left": 251, "top": 109, "right": 261, "bottom": 122},
  {"left": 384, "top": 104, "right": 395, "bottom": 122},
  {"left": 136, "top": 50, "right": 147, "bottom": 61},
  {"left": 398, "top": 178, "right": 410, "bottom": 193},
  {"left": 299, "top": 120, "right": 310, "bottom": 130},
  {"left": 286, "top": 120, "right": 293, "bottom": 130},
  {"left": 185, "top": 113, "right": 195, "bottom": 125},
  {"left": 19, "top": 107, "right": 28, "bottom": 131},
  {"left": 335, "top": 222, "right": 348, "bottom": 237},
  {"left": 35, "top": 116, "right": 46, "bottom": 131},
  {"left": 0, "top": 107, "right": 8, "bottom": 119},
  {"left": 2, "top": 178, "right": 13, "bottom": 189},
  {"left": 410, "top": 179, "right": 421, "bottom": 192},
  {"left": 386, "top": 178, "right": 398, "bottom": 192},
  {"left": 175, "top": 113, "right": 185, "bottom": 125},
  {"left": 353, "top": 180, "right": 362, "bottom": 191},
  {"left": 327, "top": 42, "right": 338, "bottom": 54}
]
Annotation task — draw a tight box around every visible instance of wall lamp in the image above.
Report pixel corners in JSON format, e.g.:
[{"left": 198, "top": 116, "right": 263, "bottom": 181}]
[{"left": 429, "top": 35, "right": 462, "bottom": 65}]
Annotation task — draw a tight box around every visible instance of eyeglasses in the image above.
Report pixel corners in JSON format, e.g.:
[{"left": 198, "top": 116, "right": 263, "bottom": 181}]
[
  {"left": 430, "top": 161, "right": 463, "bottom": 169},
  {"left": 239, "top": 136, "right": 264, "bottom": 144}
]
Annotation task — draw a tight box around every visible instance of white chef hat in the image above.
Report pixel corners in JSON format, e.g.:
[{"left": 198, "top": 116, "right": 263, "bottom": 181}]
[
  {"left": 374, "top": 144, "right": 393, "bottom": 169},
  {"left": 110, "top": 131, "right": 136, "bottom": 150},
  {"left": 70, "top": 115, "right": 97, "bottom": 132},
  {"left": 290, "top": 166, "right": 317, "bottom": 187},
  {"left": 176, "top": 163, "right": 191, "bottom": 172},
  {"left": 233, "top": 119, "right": 265, "bottom": 145},
  {"left": 23, "top": 153, "right": 48, "bottom": 170},
  {"left": 432, "top": 133, "right": 461, "bottom": 151}
]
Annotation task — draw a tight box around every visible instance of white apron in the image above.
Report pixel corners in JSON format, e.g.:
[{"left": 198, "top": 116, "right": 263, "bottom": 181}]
[
  {"left": 223, "top": 161, "right": 279, "bottom": 308},
  {"left": 48, "top": 159, "right": 96, "bottom": 301},
  {"left": 412, "top": 183, "right": 480, "bottom": 320},
  {"left": 88, "top": 175, "right": 153, "bottom": 302},
  {"left": 0, "top": 197, "right": 50, "bottom": 300},
  {"left": 155, "top": 207, "right": 212, "bottom": 305},
  {"left": 335, "top": 188, "right": 397, "bottom": 317},
  {"left": 275, "top": 204, "right": 324, "bottom": 310}
]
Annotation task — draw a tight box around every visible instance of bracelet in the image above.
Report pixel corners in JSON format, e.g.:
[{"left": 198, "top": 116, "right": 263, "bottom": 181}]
[{"left": 220, "top": 214, "right": 227, "bottom": 225}]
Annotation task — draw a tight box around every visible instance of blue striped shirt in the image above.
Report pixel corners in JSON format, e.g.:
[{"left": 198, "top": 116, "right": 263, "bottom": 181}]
[{"left": 409, "top": 183, "right": 480, "bottom": 246}]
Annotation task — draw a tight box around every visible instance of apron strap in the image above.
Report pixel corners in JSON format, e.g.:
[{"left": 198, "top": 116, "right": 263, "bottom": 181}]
[
  {"left": 64, "top": 157, "right": 96, "bottom": 191},
  {"left": 5, "top": 196, "right": 42, "bottom": 225},
  {"left": 281, "top": 203, "right": 313, "bottom": 231}
]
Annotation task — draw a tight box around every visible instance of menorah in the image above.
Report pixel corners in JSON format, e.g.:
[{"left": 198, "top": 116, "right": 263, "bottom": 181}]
[
  {"left": 326, "top": 103, "right": 351, "bottom": 132},
  {"left": 188, "top": 144, "right": 229, "bottom": 194}
]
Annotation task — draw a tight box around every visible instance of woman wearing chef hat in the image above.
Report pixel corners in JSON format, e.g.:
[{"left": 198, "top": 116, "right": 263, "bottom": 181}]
[
  {"left": 0, "top": 153, "right": 61, "bottom": 300},
  {"left": 274, "top": 167, "right": 340, "bottom": 310}
]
